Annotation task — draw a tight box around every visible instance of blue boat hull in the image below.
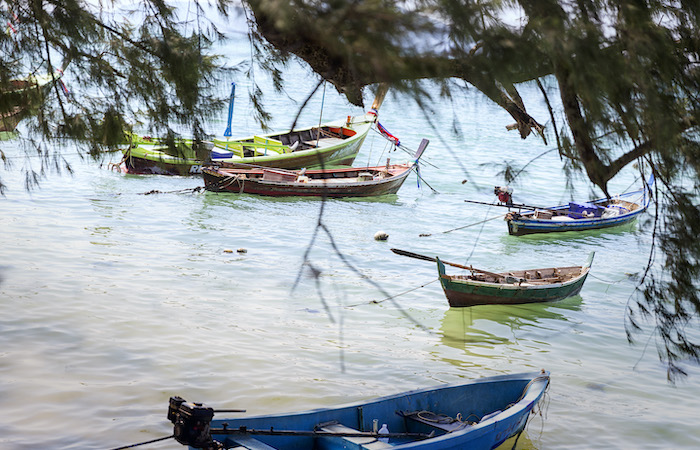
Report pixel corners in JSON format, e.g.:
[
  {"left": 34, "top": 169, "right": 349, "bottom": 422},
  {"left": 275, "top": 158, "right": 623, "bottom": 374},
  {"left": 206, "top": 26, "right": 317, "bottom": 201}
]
[
  {"left": 196, "top": 371, "right": 550, "bottom": 450},
  {"left": 506, "top": 182, "right": 652, "bottom": 236},
  {"left": 507, "top": 208, "right": 644, "bottom": 235}
]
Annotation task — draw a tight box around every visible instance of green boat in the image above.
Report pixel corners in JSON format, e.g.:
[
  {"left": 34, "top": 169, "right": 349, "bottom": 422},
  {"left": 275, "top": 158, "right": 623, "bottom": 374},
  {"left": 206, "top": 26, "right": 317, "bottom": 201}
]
[
  {"left": 119, "top": 113, "right": 376, "bottom": 175},
  {"left": 436, "top": 252, "right": 594, "bottom": 307}
]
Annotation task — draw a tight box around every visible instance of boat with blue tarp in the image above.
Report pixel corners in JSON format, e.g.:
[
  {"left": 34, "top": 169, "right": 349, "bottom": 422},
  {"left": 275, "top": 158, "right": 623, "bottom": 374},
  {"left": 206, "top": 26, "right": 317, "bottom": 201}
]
[{"left": 504, "top": 175, "right": 654, "bottom": 236}]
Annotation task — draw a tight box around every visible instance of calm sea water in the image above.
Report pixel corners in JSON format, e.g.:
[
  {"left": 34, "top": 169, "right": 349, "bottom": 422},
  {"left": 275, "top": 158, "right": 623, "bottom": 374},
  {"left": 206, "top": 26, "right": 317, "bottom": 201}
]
[{"left": 2, "top": 17, "right": 699, "bottom": 450}]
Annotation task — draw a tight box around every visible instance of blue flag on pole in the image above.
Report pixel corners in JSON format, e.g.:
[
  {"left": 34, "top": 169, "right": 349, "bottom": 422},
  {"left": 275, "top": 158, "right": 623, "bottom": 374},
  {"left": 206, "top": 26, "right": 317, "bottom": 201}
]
[{"left": 224, "top": 82, "right": 236, "bottom": 137}]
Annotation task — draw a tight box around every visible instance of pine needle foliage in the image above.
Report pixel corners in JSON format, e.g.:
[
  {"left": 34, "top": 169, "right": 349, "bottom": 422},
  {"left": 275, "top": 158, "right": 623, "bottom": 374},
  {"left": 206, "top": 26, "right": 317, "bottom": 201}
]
[
  {"left": 2, "top": 0, "right": 700, "bottom": 380},
  {"left": 242, "top": 0, "right": 700, "bottom": 380},
  {"left": 0, "top": 0, "right": 234, "bottom": 191}
]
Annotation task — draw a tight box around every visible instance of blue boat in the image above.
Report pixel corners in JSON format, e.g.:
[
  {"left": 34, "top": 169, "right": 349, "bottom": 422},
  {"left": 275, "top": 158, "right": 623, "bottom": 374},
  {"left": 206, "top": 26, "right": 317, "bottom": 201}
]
[
  {"left": 505, "top": 176, "right": 654, "bottom": 236},
  {"left": 167, "top": 371, "right": 550, "bottom": 450}
]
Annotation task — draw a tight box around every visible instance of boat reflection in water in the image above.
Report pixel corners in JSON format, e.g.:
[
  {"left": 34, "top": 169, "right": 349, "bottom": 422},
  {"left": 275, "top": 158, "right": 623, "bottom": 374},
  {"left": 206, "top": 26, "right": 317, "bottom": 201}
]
[{"left": 439, "top": 296, "right": 583, "bottom": 355}]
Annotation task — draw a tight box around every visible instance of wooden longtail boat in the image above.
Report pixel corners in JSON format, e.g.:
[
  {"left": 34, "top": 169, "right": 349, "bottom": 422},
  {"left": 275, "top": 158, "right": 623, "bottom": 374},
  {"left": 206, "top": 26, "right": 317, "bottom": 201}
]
[
  {"left": 167, "top": 370, "right": 550, "bottom": 450},
  {"left": 120, "top": 114, "right": 376, "bottom": 175},
  {"left": 437, "top": 252, "right": 594, "bottom": 307},
  {"left": 505, "top": 176, "right": 653, "bottom": 236},
  {"left": 201, "top": 139, "right": 428, "bottom": 197},
  {"left": 1, "top": 71, "right": 62, "bottom": 133}
]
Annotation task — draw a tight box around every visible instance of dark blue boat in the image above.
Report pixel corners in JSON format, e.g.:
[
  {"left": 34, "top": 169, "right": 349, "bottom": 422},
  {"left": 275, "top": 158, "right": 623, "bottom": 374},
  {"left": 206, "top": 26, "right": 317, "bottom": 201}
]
[
  {"left": 505, "top": 176, "right": 654, "bottom": 236},
  {"left": 168, "top": 371, "right": 550, "bottom": 450}
]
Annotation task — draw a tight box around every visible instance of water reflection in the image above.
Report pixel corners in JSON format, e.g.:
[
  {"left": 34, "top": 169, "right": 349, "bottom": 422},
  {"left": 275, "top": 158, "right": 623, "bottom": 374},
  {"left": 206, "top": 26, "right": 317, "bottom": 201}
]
[
  {"left": 439, "top": 295, "right": 583, "bottom": 353},
  {"left": 494, "top": 431, "right": 541, "bottom": 450},
  {"left": 201, "top": 190, "right": 406, "bottom": 205},
  {"left": 499, "top": 221, "right": 640, "bottom": 249},
  {"left": 87, "top": 197, "right": 129, "bottom": 221}
]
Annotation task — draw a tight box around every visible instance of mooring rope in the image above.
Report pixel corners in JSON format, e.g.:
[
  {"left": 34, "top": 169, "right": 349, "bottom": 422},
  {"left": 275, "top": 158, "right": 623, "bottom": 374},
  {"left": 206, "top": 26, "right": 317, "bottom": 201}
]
[
  {"left": 368, "top": 127, "right": 438, "bottom": 168},
  {"left": 587, "top": 272, "right": 629, "bottom": 284},
  {"left": 463, "top": 202, "right": 494, "bottom": 263},
  {"left": 108, "top": 434, "right": 173, "bottom": 450},
  {"left": 419, "top": 212, "right": 507, "bottom": 237},
  {"left": 216, "top": 173, "right": 242, "bottom": 192},
  {"left": 414, "top": 168, "right": 439, "bottom": 194},
  {"left": 138, "top": 186, "right": 203, "bottom": 195},
  {"left": 345, "top": 278, "right": 438, "bottom": 308}
]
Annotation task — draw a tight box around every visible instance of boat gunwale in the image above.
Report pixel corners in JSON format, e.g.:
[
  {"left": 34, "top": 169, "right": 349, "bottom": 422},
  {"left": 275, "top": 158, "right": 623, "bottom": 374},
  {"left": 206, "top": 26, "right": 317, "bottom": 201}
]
[
  {"left": 204, "top": 164, "right": 413, "bottom": 187},
  {"left": 211, "top": 120, "right": 372, "bottom": 164},
  {"left": 509, "top": 184, "right": 652, "bottom": 226},
  {"left": 207, "top": 371, "right": 550, "bottom": 449},
  {"left": 201, "top": 176, "right": 411, "bottom": 197},
  {"left": 514, "top": 204, "right": 645, "bottom": 225},
  {"left": 211, "top": 118, "right": 363, "bottom": 147},
  {"left": 124, "top": 119, "right": 373, "bottom": 165},
  {"left": 440, "top": 266, "right": 590, "bottom": 291}
]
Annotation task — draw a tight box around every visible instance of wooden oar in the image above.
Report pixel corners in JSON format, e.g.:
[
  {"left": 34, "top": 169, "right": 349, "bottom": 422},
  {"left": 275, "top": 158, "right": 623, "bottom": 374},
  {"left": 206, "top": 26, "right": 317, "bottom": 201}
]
[
  {"left": 209, "top": 426, "right": 432, "bottom": 439},
  {"left": 464, "top": 199, "right": 543, "bottom": 211},
  {"left": 390, "top": 248, "right": 523, "bottom": 282},
  {"left": 464, "top": 199, "right": 606, "bottom": 219},
  {"left": 211, "top": 161, "right": 300, "bottom": 175}
]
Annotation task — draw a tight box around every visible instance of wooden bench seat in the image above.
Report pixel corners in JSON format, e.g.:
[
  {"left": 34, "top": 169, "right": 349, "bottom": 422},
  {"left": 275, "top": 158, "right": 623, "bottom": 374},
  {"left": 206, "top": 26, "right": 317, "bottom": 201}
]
[
  {"left": 318, "top": 423, "right": 392, "bottom": 450},
  {"left": 224, "top": 434, "right": 277, "bottom": 450}
]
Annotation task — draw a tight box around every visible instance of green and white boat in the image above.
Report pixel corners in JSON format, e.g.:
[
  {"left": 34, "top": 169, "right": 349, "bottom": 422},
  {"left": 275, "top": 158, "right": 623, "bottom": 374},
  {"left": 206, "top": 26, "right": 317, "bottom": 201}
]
[
  {"left": 119, "top": 113, "right": 377, "bottom": 175},
  {"left": 436, "top": 252, "right": 594, "bottom": 307}
]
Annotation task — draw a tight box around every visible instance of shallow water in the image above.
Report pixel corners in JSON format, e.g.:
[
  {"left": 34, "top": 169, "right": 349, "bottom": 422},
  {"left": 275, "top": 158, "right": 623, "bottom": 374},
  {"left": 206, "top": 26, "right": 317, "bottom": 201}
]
[{"left": 2, "top": 22, "right": 700, "bottom": 450}]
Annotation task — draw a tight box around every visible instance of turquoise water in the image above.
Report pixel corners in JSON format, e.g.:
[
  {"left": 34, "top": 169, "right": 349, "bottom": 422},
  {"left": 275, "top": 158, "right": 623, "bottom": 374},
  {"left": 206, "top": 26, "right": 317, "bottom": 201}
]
[{"left": 2, "top": 23, "right": 700, "bottom": 450}]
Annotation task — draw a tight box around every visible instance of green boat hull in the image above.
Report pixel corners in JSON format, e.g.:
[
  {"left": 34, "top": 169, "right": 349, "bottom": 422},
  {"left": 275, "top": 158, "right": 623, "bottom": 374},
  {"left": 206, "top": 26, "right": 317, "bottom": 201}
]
[
  {"left": 119, "top": 115, "right": 374, "bottom": 175},
  {"left": 436, "top": 254, "right": 593, "bottom": 307}
]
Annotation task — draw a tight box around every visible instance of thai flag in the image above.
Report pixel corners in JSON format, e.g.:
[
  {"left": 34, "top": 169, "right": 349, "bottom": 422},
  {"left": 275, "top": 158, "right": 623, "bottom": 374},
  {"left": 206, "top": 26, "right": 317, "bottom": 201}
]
[{"left": 377, "top": 122, "right": 400, "bottom": 146}]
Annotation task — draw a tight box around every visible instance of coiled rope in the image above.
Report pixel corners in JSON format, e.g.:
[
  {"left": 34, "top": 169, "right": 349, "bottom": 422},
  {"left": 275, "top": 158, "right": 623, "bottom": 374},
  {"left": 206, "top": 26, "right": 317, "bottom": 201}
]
[{"left": 409, "top": 373, "right": 549, "bottom": 431}]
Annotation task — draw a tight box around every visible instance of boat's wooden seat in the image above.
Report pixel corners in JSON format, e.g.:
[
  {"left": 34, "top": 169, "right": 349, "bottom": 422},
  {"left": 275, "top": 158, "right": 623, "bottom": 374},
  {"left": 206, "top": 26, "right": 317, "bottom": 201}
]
[
  {"left": 224, "top": 434, "right": 277, "bottom": 450},
  {"left": 318, "top": 423, "right": 392, "bottom": 450},
  {"left": 314, "top": 137, "right": 345, "bottom": 147}
]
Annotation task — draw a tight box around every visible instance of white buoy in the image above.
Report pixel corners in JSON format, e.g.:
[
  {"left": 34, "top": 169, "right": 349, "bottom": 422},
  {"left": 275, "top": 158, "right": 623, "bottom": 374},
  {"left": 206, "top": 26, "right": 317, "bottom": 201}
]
[{"left": 374, "top": 231, "right": 389, "bottom": 241}]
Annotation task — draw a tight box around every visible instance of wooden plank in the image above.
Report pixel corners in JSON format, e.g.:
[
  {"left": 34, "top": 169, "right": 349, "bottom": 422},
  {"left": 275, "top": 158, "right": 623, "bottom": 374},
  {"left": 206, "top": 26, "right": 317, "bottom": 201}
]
[
  {"left": 227, "top": 434, "right": 278, "bottom": 450},
  {"left": 319, "top": 423, "right": 393, "bottom": 450}
]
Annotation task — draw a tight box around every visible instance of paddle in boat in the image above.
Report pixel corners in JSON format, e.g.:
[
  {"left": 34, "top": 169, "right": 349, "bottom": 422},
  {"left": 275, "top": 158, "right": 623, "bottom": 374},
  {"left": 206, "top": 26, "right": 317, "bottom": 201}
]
[
  {"left": 201, "top": 139, "right": 429, "bottom": 197},
  {"left": 118, "top": 84, "right": 388, "bottom": 175},
  {"left": 391, "top": 248, "right": 593, "bottom": 307},
  {"left": 496, "top": 175, "right": 654, "bottom": 236},
  {"left": 167, "top": 370, "right": 550, "bottom": 450}
]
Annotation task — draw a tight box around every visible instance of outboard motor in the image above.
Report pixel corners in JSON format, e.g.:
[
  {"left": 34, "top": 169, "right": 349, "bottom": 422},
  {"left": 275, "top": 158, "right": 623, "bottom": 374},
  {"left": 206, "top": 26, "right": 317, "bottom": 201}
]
[
  {"left": 494, "top": 186, "right": 513, "bottom": 205},
  {"left": 168, "top": 396, "right": 219, "bottom": 449}
]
